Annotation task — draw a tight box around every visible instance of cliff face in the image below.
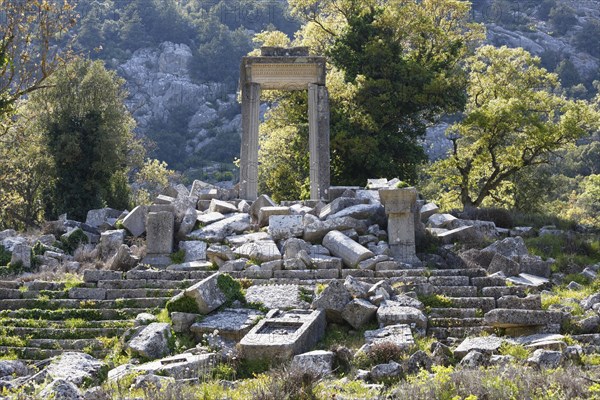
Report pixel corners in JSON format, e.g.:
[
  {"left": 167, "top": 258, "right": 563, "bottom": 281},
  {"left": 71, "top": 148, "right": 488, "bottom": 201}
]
[{"left": 118, "top": 42, "right": 241, "bottom": 162}]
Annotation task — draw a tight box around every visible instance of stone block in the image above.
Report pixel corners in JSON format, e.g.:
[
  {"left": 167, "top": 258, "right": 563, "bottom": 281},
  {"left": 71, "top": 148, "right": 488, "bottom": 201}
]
[
  {"left": 360, "top": 324, "right": 414, "bottom": 353},
  {"left": 291, "top": 350, "right": 334, "bottom": 376},
  {"left": 258, "top": 206, "right": 290, "bottom": 227},
  {"left": 180, "top": 241, "right": 207, "bottom": 262},
  {"left": 99, "top": 230, "right": 125, "bottom": 260},
  {"left": 342, "top": 298, "right": 377, "bottom": 329},
  {"left": 122, "top": 206, "right": 147, "bottom": 237},
  {"left": 245, "top": 284, "right": 310, "bottom": 310},
  {"left": 312, "top": 280, "right": 352, "bottom": 322},
  {"left": 68, "top": 287, "right": 106, "bottom": 300},
  {"left": 319, "top": 197, "right": 365, "bottom": 219},
  {"left": 209, "top": 199, "right": 238, "bottom": 214},
  {"left": 377, "top": 301, "right": 427, "bottom": 334},
  {"left": 239, "top": 309, "right": 326, "bottom": 361},
  {"left": 428, "top": 213, "right": 457, "bottom": 228},
  {"left": 189, "top": 214, "right": 251, "bottom": 242},
  {"left": 107, "top": 244, "right": 139, "bottom": 271},
  {"left": 86, "top": 208, "right": 122, "bottom": 229},
  {"left": 497, "top": 294, "right": 542, "bottom": 310},
  {"left": 10, "top": 243, "right": 31, "bottom": 269},
  {"left": 146, "top": 212, "right": 174, "bottom": 255},
  {"left": 197, "top": 211, "right": 225, "bottom": 225},
  {"left": 322, "top": 230, "right": 374, "bottom": 268},
  {"left": 484, "top": 309, "right": 563, "bottom": 328},
  {"left": 190, "top": 308, "right": 264, "bottom": 341},
  {"left": 454, "top": 336, "right": 503, "bottom": 358},
  {"left": 184, "top": 272, "right": 227, "bottom": 314},
  {"left": 234, "top": 240, "right": 281, "bottom": 262},
  {"left": 83, "top": 269, "right": 122, "bottom": 283},
  {"left": 303, "top": 216, "right": 367, "bottom": 243},
  {"left": 420, "top": 203, "right": 439, "bottom": 221},
  {"left": 249, "top": 194, "right": 277, "bottom": 221},
  {"left": 311, "top": 255, "right": 342, "bottom": 270},
  {"left": 129, "top": 353, "right": 216, "bottom": 380},
  {"left": 268, "top": 214, "right": 304, "bottom": 241},
  {"left": 488, "top": 253, "right": 520, "bottom": 277}
]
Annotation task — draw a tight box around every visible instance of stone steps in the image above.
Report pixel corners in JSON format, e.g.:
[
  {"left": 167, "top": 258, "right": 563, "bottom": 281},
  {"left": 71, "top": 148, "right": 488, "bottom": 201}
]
[
  {"left": 431, "top": 285, "right": 478, "bottom": 297},
  {"left": 446, "top": 297, "right": 496, "bottom": 312},
  {"left": 428, "top": 308, "right": 480, "bottom": 318},
  {"left": 428, "top": 317, "right": 485, "bottom": 328},
  {"left": 428, "top": 276, "right": 470, "bottom": 286},
  {"left": 0, "top": 297, "right": 170, "bottom": 310},
  {"left": 0, "top": 307, "right": 151, "bottom": 320},
  {"left": 428, "top": 326, "right": 494, "bottom": 340},
  {"left": 96, "top": 279, "right": 198, "bottom": 290},
  {"left": 0, "top": 346, "right": 107, "bottom": 360},
  {"left": 0, "top": 318, "right": 134, "bottom": 329},
  {"left": 2, "top": 326, "right": 130, "bottom": 340}
]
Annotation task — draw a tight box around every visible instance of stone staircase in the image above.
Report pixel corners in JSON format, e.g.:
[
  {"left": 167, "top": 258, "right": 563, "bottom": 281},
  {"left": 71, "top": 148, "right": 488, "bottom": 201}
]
[{"left": 0, "top": 269, "right": 215, "bottom": 362}]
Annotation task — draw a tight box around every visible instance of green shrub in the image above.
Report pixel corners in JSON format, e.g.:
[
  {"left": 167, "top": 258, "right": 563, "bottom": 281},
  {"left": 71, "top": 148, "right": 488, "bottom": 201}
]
[
  {"left": 0, "top": 245, "right": 11, "bottom": 266},
  {"left": 498, "top": 342, "right": 530, "bottom": 360},
  {"left": 59, "top": 228, "right": 89, "bottom": 254},
  {"left": 418, "top": 294, "right": 454, "bottom": 312},
  {"left": 165, "top": 294, "right": 200, "bottom": 314},
  {"left": 458, "top": 207, "right": 514, "bottom": 228},
  {"left": 170, "top": 248, "right": 186, "bottom": 264},
  {"left": 32, "top": 241, "right": 48, "bottom": 256},
  {"left": 216, "top": 273, "right": 245, "bottom": 306}
]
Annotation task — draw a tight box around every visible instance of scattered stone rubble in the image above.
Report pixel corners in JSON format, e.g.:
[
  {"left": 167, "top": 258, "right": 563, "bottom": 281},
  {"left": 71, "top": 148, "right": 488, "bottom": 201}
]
[{"left": 0, "top": 177, "right": 599, "bottom": 395}]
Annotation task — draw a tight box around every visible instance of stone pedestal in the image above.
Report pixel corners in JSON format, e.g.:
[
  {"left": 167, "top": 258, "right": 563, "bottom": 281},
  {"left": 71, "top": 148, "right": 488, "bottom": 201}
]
[
  {"left": 146, "top": 211, "right": 174, "bottom": 255},
  {"left": 308, "top": 83, "right": 330, "bottom": 200},
  {"left": 379, "top": 188, "right": 420, "bottom": 266},
  {"left": 240, "top": 82, "right": 261, "bottom": 201}
]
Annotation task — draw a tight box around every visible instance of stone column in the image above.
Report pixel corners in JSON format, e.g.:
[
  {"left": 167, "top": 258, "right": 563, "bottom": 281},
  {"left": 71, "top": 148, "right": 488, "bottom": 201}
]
[
  {"left": 379, "top": 188, "right": 421, "bottom": 266},
  {"left": 308, "top": 83, "right": 331, "bottom": 200},
  {"left": 240, "top": 82, "right": 261, "bottom": 200}
]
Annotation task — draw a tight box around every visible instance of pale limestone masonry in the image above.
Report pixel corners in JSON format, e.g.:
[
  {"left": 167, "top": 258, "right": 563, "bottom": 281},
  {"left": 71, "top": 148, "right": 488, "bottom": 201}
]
[
  {"left": 379, "top": 187, "right": 420, "bottom": 266},
  {"left": 240, "top": 47, "right": 330, "bottom": 200}
]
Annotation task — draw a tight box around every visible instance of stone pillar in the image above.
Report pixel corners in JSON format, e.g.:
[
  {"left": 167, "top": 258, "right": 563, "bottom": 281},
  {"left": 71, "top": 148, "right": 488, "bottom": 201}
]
[
  {"left": 379, "top": 188, "right": 421, "bottom": 266},
  {"left": 146, "top": 211, "right": 174, "bottom": 255},
  {"left": 308, "top": 83, "right": 330, "bottom": 200},
  {"left": 240, "top": 82, "right": 261, "bottom": 200}
]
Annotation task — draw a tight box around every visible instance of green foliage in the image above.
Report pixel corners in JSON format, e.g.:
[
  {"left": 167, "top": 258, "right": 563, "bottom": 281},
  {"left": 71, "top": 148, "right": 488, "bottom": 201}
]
[
  {"left": 574, "top": 20, "right": 600, "bottom": 58},
  {"left": 59, "top": 228, "right": 90, "bottom": 255},
  {"left": 165, "top": 294, "right": 200, "bottom": 314},
  {"left": 132, "top": 159, "right": 176, "bottom": 206},
  {"left": 549, "top": 5, "right": 578, "bottom": 35},
  {"left": 525, "top": 234, "right": 600, "bottom": 274},
  {"left": 170, "top": 249, "right": 186, "bottom": 264},
  {"left": 498, "top": 342, "right": 530, "bottom": 360},
  {"left": 0, "top": 245, "right": 11, "bottom": 266},
  {"left": 418, "top": 294, "right": 454, "bottom": 312},
  {"left": 429, "top": 45, "right": 600, "bottom": 210},
  {"left": 30, "top": 58, "right": 143, "bottom": 221},
  {"left": 216, "top": 273, "right": 245, "bottom": 306},
  {"left": 259, "top": 0, "right": 484, "bottom": 198}
]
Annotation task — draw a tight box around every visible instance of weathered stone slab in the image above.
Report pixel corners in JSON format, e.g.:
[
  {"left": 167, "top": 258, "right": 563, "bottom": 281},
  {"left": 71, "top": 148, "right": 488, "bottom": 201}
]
[
  {"left": 127, "top": 323, "right": 172, "bottom": 360},
  {"left": 291, "top": 350, "right": 334, "bottom": 376},
  {"left": 209, "top": 199, "right": 238, "bottom": 214},
  {"left": 454, "top": 336, "right": 503, "bottom": 358},
  {"left": 303, "top": 216, "right": 367, "bottom": 243},
  {"left": 342, "top": 298, "right": 378, "bottom": 329},
  {"left": 239, "top": 309, "right": 326, "bottom": 361},
  {"left": 86, "top": 208, "right": 122, "bottom": 229},
  {"left": 420, "top": 203, "right": 439, "bottom": 221},
  {"left": 506, "top": 273, "right": 549, "bottom": 287},
  {"left": 10, "top": 243, "right": 31, "bottom": 269},
  {"left": 484, "top": 309, "right": 563, "bottom": 328},
  {"left": 245, "top": 284, "right": 310, "bottom": 310},
  {"left": 130, "top": 353, "right": 216, "bottom": 380},
  {"left": 183, "top": 272, "right": 227, "bottom": 314},
  {"left": 428, "top": 213, "right": 457, "bottom": 228},
  {"left": 45, "top": 352, "right": 106, "bottom": 386},
  {"left": 179, "top": 241, "right": 207, "bottom": 262},
  {"left": 190, "top": 308, "right": 264, "bottom": 341},
  {"left": 68, "top": 287, "right": 106, "bottom": 300},
  {"left": 122, "top": 205, "right": 147, "bottom": 237},
  {"left": 377, "top": 301, "right": 427, "bottom": 334},
  {"left": 189, "top": 214, "right": 251, "bottom": 242},
  {"left": 268, "top": 215, "right": 304, "bottom": 241},
  {"left": 312, "top": 280, "right": 352, "bottom": 322},
  {"left": 146, "top": 212, "right": 174, "bottom": 254},
  {"left": 234, "top": 240, "right": 281, "bottom": 262},
  {"left": 360, "top": 324, "right": 414, "bottom": 353},
  {"left": 197, "top": 211, "right": 225, "bottom": 225},
  {"left": 497, "top": 295, "right": 542, "bottom": 310},
  {"left": 319, "top": 197, "right": 365, "bottom": 219},
  {"left": 171, "top": 312, "right": 199, "bottom": 333},
  {"left": 258, "top": 206, "right": 290, "bottom": 227},
  {"left": 322, "top": 230, "right": 374, "bottom": 268},
  {"left": 99, "top": 229, "right": 125, "bottom": 260},
  {"left": 311, "top": 255, "right": 342, "bottom": 270}
]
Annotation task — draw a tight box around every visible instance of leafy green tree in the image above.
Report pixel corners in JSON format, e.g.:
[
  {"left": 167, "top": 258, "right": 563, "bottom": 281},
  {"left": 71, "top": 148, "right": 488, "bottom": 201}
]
[
  {"left": 549, "top": 5, "right": 577, "bottom": 35},
  {"left": 429, "top": 46, "right": 600, "bottom": 210},
  {"left": 257, "top": 0, "right": 484, "bottom": 198},
  {"left": 0, "top": 0, "right": 77, "bottom": 119},
  {"left": 556, "top": 59, "right": 582, "bottom": 89},
  {"left": 30, "top": 58, "right": 143, "bottom": 220},
  {"left": 574, "top": 20, "right": 600, "bottom": 58},
  {"left": 132, "top": 159, "right": 176, "bottom": 205}
]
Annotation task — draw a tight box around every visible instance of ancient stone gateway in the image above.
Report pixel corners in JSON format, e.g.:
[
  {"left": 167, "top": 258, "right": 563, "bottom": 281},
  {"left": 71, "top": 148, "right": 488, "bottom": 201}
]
[{"left": 239, "top": 47, "right": 330, "bottom": 201}]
